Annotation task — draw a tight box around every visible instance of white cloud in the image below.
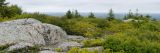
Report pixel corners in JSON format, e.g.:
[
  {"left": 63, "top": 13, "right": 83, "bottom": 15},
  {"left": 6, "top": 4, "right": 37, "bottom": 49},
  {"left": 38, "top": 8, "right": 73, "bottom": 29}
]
[{"left": 6, "top": 0, "right": 160, "bottom": 13}]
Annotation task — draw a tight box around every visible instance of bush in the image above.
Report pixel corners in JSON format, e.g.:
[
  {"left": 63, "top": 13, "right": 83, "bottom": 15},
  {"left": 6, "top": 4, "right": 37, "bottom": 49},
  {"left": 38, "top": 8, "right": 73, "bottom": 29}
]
[
  {"left": 0, "top": 44, "right": 11, "bottom": 51},
  {"left": 64, "top": 18, "right": 101, "bottom": 37},
  {"left": 9, "top": 46, "right": 40, "bottom": 53},
  {"left": 67, "top": 47, "right": 98, "bottom": 53},
  {"left": 103, "top": 31, "right": 160, "bottom": 53},
  {"left": 0, "top": 44, "right": 40, "bottom": 53},
  {"left": 82, "top": 38, "right": 104, "bottom": 47}
]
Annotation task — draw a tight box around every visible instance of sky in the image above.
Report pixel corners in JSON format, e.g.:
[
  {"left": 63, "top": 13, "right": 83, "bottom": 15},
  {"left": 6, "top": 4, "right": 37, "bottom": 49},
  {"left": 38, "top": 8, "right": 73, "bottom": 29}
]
[{"left": 6, "top": 0, "right": 160, "bottom": 13}]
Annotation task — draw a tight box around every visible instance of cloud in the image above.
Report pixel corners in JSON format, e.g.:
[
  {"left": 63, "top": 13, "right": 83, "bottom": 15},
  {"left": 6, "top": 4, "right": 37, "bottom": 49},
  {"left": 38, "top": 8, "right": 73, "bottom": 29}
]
[{"left": 6, "top": 0, "right": 160, "bottom": 13}]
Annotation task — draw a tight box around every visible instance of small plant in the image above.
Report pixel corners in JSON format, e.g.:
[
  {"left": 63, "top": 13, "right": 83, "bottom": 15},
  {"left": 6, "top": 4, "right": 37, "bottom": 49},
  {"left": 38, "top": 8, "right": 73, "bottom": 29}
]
[
  {"left": 0, "top": 44, "right": 10, "bottom": 51},
  {"left": 9, "top": 46, "right": 40, "bottom": 53},
  {"left": 67, "top": 47, "right": 99, "bottom": 53},
  {"left": 67, "top": 47, "right": 80, "bottom": 53},
  {"left": 82, "top": 38, "right": 104, "bottom": 47},
  {"left": 54, "top": 48, "right": 63, "bottom": 52}
]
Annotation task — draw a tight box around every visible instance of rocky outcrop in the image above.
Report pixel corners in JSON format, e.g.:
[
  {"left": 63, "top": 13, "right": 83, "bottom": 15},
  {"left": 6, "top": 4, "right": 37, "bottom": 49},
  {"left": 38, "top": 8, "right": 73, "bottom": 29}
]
[
  {"left": 0, "top": 18, "right": 85, "bottom": 52},
  {"left": 0, "top": 18, "right": 68, "bottom": 51}
]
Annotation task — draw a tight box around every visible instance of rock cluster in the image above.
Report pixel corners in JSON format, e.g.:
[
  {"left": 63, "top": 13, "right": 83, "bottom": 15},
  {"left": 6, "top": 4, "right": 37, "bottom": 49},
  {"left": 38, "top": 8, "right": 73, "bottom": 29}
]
[{"left": 0, "top": 18, "right": 103, "bottom": 53}]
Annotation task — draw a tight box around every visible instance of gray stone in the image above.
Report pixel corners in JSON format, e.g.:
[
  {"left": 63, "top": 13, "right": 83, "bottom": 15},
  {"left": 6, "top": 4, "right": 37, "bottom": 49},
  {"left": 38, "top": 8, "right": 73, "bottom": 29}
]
[
  {"left": 0, "top": 18, "right": 67, "bottom": 50},
  {"left": 123, "top": 19, "right": 142, "bottom": 22},
  {"left": 67, "top": 35, "right": 85, "bottom": 41}
]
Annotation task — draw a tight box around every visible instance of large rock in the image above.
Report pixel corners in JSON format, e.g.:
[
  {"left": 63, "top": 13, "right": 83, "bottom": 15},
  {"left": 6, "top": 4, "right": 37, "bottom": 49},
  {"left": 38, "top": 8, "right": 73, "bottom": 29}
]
[{"left": 0, "top": 18, "right": 67, "bottom": 50}]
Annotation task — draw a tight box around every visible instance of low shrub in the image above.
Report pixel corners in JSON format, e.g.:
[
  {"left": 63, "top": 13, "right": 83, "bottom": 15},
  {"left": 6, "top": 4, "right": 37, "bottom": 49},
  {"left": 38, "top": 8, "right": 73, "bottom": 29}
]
[{"left": 82, "top": 38, "right": 104, "bottom": 47}]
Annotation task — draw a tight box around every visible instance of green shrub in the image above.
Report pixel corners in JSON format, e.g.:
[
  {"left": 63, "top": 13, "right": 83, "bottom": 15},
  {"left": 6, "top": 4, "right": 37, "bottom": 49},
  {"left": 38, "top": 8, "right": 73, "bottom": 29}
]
[
  {"left": 8, "top": 46, "right": 40, "bottom": 53},
  {"left": 0, "top": 44, "right": 11, "bottom": 51},
  {"left": 67, "top": 47, "right": 98, "bottom": 53},
  {"left": 82, "top": 38, "right": 104, "bottom": 47},
  {"left": 103, "top": 31, "right": 160, "bottom": 53},
  {"left": 64, "top": 19, "right": 101, "bottom": 37},
  {"left": 54, "top": 48, "right": 63, "bottom": 52}
]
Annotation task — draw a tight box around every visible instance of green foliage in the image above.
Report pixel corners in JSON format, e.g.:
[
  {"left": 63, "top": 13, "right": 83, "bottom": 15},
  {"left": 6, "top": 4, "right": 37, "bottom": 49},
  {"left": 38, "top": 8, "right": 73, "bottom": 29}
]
[
  {"left": 0, "top": 1, "right": 160, "bottom": 53},
  {"left": 0, "top": 0, "right": 8, "bottom": 7},
  {"left": 65, "top": 10, "right": 73, "bottom": 19},
  {"left": 67, "top": 47, "right": 98, "bottom": 53},
  {"left": 64, "top": 10, "right": 82, "bottom": 19},
  {"left": 0, "top": 0, "right": 22, "bottom": 18},
  {"left": 88, "top": 12, "right": 95, "bottom": 18},
  {"left": 107, "top": 9, "right": 115, "bottom": 21},
  {"left": 124, "top": 9, "right": 152, "bottom": 21},
  {"left": 8, "top": 46, "right": 40, "bottom": 53},
  {"left": 0, "top": 44, "right": 40, "bottom": 53},
  {"left": 74, "top": 10, "right": 82, "bottom": 18},
  {"left": 64, "top": 18, "right": 101, "bottom": 37},
  {"left": 103, "top": 29, "right": 160, "bottom": 53},
  {"left": 9, "top": 5, "right": 22, "bottom": 15},
  {"left": 54, "top": 48, "right": 63, "bottom": 52},
  {"left": 82, "top": 38, "right": 104, "bottom": 47},
  {"left": 0, "top": 44, "right": 11, "bottom": 51}
]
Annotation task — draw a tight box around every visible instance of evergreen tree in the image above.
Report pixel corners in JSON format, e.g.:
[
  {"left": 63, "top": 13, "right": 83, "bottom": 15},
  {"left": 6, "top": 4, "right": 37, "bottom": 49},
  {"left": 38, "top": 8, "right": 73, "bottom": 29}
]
[
  {"left": 0, "top": 0, "right": 22, "bottom": 18},
  {"left": 124, "top": 10, "right": 134, "bottom": 20},
  {"left": 0, "top": 0, "right": 8, "bottom": 17},
  {"left": 107, "top": 9, "right": 115, "bottom": 21},
  {"left": 145, "top": 14, "right": 151, "bottom": 19},
  {"left": 9, "top": 5, "right": 22, "bottom": 15},
  {"left": 134, "top": 9, "right": 141, "bottom": 20},
  {"left": 65, "top": 10, "right": 73, "bottom": 19},
  {"left": 0, "top": 0, "right": 8, "bottom": 7},
  {"left": 74, "top": 10, "right": 81, "bottom": 18},
  {"left": 5, "top": 5, "right": 22, "bottom": 17},
  {"left": 143, "top": 14, "right": 151, "bottom": 21},
  {"left": 88, "top": 12, "right": 95, "bottom": 18}
]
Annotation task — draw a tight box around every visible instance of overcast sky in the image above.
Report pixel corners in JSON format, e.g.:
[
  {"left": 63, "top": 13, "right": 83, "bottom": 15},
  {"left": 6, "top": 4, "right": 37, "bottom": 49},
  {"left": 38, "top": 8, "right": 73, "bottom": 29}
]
[{"left": 6, "top": 0, "right": 160, "bottom": 13}]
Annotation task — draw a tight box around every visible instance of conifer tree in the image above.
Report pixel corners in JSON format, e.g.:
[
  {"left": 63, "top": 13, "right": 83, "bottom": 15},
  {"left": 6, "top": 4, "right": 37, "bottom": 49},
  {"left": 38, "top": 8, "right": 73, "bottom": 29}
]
[
  {"left": 0, "top": 0, "right": 8, "bottom": 7},
  {"left": 0, "top": 0, "right": 22, "bottom": 18},
  {"left": 88, "top": 12, "right": 95, "bottom": 18},
  {"left": 65, "top": 10, "right": 73, "bottom": 19},
  {"left": 124, "top": 10, "right": 134, "bottom": 20},
  {"left": 107, "top": 9, "right": 115, "bottom": 21},
  {"left": 74, "top": 10, "right": 81, "bottom": 18}
]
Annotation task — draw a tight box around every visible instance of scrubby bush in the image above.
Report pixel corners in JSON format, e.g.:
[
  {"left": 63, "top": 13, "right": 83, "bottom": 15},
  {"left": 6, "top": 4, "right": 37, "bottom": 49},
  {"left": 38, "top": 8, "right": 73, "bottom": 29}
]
[
  {"left": 54, "top": 48, "right": 63, "bottom": 52},
  {"left": 103, "top": 30, "right": 160, "bottom": 53},
  {"left": 0, "top": 1, "right": 160, "bottom": 52},
  {"left": 82, "top": 38, "right": 104, "bottom": 47},
  {"left": 63, "top": 18, "right": 102, "bottom": 37},
  {"left": 67, "top": 47, "right": 98, "bottom": 53},
  {"left": 0, "top": 44, "right": 11, "bottom": 51},
  {"left": 8, "top": 46, "right": 40, "bottom": 53}
]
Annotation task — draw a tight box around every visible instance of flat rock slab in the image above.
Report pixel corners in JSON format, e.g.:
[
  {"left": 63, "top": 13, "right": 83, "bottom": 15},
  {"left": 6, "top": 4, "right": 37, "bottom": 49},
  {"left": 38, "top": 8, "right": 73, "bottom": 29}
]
[{"left": 67, "top": 35, "right": 85, "bottom": 41}]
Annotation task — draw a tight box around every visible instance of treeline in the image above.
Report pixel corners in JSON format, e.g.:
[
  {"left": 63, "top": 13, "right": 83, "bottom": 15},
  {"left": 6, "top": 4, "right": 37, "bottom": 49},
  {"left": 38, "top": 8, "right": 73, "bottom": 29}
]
[
  {"left": 0, "top": 0, "right": 160, "bottom": 53},
  {"left": 0, "top": 0, "right": 154, "bottom": 22}
]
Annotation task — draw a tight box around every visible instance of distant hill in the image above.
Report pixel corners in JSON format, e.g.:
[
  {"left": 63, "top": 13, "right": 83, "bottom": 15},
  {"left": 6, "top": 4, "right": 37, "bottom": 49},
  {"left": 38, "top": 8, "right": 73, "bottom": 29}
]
[{"left": 43, "top": 12, "right": 160, "bottom": 19}]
